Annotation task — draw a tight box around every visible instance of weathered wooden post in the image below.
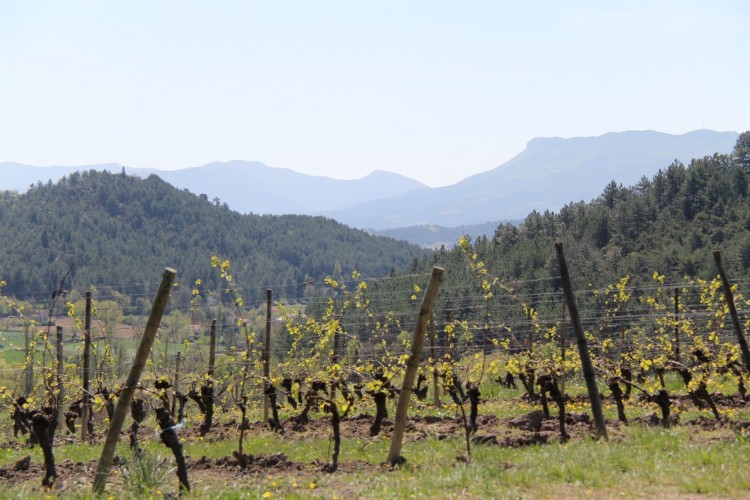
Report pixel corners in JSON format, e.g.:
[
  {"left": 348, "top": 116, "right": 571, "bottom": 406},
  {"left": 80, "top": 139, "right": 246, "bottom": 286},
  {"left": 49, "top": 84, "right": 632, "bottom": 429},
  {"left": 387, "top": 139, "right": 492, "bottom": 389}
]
[
  {"left": 714, "top": 250, "right": 750, "bottom": 371},
  {"left": 560, "top": 295, "right": 567, "bottom": 397},
  {"left": 201, "top": 319, "right": 217, "bottom": 434},
  {"left": 208, "top": 319, "right": 217, "bottom": 378},
  {"left": 82, "top": 291, "right": 92, "bottom": 441},
  {"left": 673, "top": 288, "right": 680, "bottom": 361},
  {"left": 332, "top": 316, "right": 341, "bottom": 401},
  {"left": 172, "top": 351, "right": 182, "bottom": 416},
  {"left": 526, "top": 306, "right": 533, "bottom": 351},
  {"left": 263, "top": 289, "right": 272, "bottom": 423},
  {"left": 24, "top": 321, "right": 32, "bottom": 397},
  {"left": 429, "top": 317, "right": 441, "bottom": 407},
  {"left": 555, "top": 243, "right": 608, "bottom": 440},
  {"left": 56, "top": 326, "right": 64, "bottom": 430},
  {"left": 93, "top": 267, "right": 177, "bottom": 494},
  {"left": 387, "top": 266, "right": 444, "bottom": 465}
]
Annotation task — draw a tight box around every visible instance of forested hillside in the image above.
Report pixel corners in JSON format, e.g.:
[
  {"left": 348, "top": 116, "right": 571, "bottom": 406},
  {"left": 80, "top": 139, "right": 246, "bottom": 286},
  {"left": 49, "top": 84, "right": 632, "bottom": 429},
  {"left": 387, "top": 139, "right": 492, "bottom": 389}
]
[
  {"left": 0, "top": 170, "right": 427, "bottom": 303},
  {"left": 424, "top": 132, "right": 750, "bottom": 320}
]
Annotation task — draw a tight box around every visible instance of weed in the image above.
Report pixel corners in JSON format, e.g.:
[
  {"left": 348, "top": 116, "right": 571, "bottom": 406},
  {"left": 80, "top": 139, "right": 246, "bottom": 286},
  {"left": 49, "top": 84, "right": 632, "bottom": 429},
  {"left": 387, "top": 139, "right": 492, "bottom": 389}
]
[{"left": 117, "top": 448, "right": 174, "bottom": 497}]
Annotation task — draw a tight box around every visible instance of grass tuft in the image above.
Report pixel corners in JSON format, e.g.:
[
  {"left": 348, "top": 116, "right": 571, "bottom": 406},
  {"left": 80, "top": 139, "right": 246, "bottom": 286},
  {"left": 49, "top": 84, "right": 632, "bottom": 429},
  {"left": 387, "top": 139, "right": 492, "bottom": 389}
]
[{"left": 117, "top": 448, "right": 174, "bottom": 497}]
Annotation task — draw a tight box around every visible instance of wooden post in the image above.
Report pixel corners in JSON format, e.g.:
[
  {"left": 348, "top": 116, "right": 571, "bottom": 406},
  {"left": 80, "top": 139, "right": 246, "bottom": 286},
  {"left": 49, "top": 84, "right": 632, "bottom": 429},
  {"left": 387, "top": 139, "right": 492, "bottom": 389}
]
[
  {"left": 172, "top": 351, "right": 182, "bottom": 416},
  {"left": 555, "top": 243, "right": 608, "bottom": 440},
  {"left": 560, "top": 295, "right": 567, "bottom": 397},
  {"left": 208, "top": 319, "right": 217, "bottom": 378},
  {"left": 429, "top": 316, "right": 441, "bottom": 407},
  {"left": 263, "top": 289, "right": 272, "bottom": 423},
  {"left": 387, "top": 266, "right": 444, "bottom": 465},
  {"left": 164, "top": 327, "right": 170, "bottom": 381},
  {"left": 713, "top": 250, "right": 750, "bottom": 371},
  {"left": 93, "top": 267, "right": 177, "bottom": 494},
  {"left": 673, "top": 288, "right": 680, "bottom": 361},
  {"left": 82, "top": 291, "right": 92, "bottom": 441},
  {"left": 526, "top": 307, "right": 533, "bottom": 351},
  {"left": 24, "top": 321, "right": 32, "bottom": 397},
  {"left": 56, "top": 326, "right": 64, "bottom": 430},
  {"left": 332, "top": 316, "right": 340, "bottom": 401}
]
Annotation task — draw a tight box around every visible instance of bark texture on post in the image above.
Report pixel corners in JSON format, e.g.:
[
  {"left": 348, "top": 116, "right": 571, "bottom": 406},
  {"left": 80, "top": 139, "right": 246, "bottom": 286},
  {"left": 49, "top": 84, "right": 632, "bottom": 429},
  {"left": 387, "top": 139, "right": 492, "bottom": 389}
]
[
  {"left": 555, "top": 243, "right": 608, "bottom": 440},
  {"left": 24, "top": 322, "right": 32, "bottom": 397},
  {"left": 81, "top": 291, "right": 92, "bottom": 441},
  {"left": 332, "top": 316, "right": 340, "bottom": 401},
  {"left": 56, "top": 326, "right": 64, "bottom": 430},
  {"left": 263, "top": 288, "right": 272, "bottom": 424},
  {"left": 171, "top": 351, "right": 182, "bottom": 416},
  {"left": 673, "top": 288, "right": 680, "bottom": 361},
  {"left": 713, "top": 250, "right": 750, "bottom": 371},
  {"left": 93, "top": 267, "right": 177, "bottom": 494},
  {"left": 560, "top": 296, "right": 567, "bottom": 397},
  {"left": 200, "top": 319, "right": 218, "bottom": 436},
  {"left": 429, "top": 317, "right": 441, "bottom": 407},
  {"left": 387, "top": 266, "right": 444, "bottom": 465},
  {"left": 209, "top": 319, "right": 217, "bottom": 378}
]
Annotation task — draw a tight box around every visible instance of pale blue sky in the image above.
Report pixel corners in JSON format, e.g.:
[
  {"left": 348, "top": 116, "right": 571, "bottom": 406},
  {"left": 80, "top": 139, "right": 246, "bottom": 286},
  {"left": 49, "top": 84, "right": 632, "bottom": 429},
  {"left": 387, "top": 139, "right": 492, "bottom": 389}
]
[{"left": 1, "top": 1, "right": 748, "bottom": 187}]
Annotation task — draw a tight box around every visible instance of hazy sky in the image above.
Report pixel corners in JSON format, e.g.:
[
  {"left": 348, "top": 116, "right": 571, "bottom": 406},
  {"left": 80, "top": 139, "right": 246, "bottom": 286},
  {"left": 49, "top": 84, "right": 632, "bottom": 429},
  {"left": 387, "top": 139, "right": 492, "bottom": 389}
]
[{"left": 1, "top": 1, "right": 748, "bottom": 187}]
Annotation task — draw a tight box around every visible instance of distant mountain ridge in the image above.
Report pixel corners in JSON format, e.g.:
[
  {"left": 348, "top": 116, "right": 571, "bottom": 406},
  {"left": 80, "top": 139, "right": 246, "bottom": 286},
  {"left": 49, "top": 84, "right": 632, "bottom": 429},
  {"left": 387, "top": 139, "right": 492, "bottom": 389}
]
[
  {"left": 0, "top": 160, "right": 428, "bottom": 215},
  {"left": 0, "top": 130, "right": 739, "bottom": 240},
  {"left": 323, "top": 130, "right": 739, "bottom": 229},
  {"left": 145, "top": 162, "right": 429, "bottom": 215}
]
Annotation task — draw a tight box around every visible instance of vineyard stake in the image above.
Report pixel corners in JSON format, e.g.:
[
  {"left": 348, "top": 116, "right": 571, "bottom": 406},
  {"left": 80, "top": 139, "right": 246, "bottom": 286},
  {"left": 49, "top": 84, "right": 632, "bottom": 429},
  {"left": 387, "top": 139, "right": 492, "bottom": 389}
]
[
  {"left": 555, "top": 243, "right": 608, "bottom": 440},
  {"left": 263, "top": 288, "right": 272, "bottom": 424},
  {"left": 209, "top": 319, "right": 217, "bottom": 378},
  {"left": 172, "top": 351, "right": 182, "bottom": 415},
  {"left": 93, "top": 267, "right": 177, "bottom": 494},
  {"left": 526, "top": 307, "right": 533, "bottom": 352},
  {"left": 560, "top": 295, "right": 567, "bottom": 397},
  {"left": 674, "top": 288, "right": 680, "bottom": 361},
  {"left": 24, "top": 321, "right": 32, "bottom": 397},
  {"left": 332, "top": 315, "right": 341, "bottom": 401},
  {"left": 56, "top": 326, "right": 64, "bottom": 430},
  {"left": 429, "top": 316, "right": 441, "bottom": 407},
  {"left": 203, "top": 318, "right": 217, "bottom": 434},
  {"left": 713, "top": 250, "right": 750, "bottom": 371},
  {"left": 81, "top": 291, "right": 91, "bottom": 442},
  {"left": 387, "top": 266, "right": 444, "bottom": 465}
]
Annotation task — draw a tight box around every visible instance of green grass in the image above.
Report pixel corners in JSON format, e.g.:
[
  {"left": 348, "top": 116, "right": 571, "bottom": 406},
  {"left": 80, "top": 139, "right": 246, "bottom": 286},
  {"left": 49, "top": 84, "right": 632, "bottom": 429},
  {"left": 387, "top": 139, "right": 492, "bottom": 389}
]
[
  {"left": 0, "top": 330, "right": 26, "bottom": 366},
  {"left": 206, "top": 426, "right": 750, "bottom": 499},
  {"left": 2, "top": 421, "right": 750, "bottom": 498}
]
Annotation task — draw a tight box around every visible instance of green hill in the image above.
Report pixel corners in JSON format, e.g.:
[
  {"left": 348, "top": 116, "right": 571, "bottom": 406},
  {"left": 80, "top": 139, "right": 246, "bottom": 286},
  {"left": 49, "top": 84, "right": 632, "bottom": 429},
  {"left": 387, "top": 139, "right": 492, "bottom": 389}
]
[{"left": 0, "top": 170, "right": 427, "bottom": 304}]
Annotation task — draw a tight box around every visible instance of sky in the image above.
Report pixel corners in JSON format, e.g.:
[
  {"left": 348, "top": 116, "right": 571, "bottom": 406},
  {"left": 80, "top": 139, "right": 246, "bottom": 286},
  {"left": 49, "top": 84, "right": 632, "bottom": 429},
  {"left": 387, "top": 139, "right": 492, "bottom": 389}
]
[{"left": 1, "top": 1, "right": 748, "bottom": 187}]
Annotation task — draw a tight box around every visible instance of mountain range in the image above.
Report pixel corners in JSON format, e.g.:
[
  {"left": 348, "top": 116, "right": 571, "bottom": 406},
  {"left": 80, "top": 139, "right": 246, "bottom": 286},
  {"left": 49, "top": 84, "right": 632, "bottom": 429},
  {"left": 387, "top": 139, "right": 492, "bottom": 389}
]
[
  {"left": 323, "top": 129, "right": 739, "bottom": 229},
  {"left": 1, "top": 129, "right": 739, "bottom": 244},
  {"left": 0, "top": 161, "right": 428, "bottom": 215}
]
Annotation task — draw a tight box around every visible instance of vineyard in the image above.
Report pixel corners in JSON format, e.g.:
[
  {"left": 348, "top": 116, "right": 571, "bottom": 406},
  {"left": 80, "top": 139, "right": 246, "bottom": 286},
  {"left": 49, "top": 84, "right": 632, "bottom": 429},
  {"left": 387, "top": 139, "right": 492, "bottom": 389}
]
[{"left": 2, "top": 242, "right": 750, "bottom": 498}]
